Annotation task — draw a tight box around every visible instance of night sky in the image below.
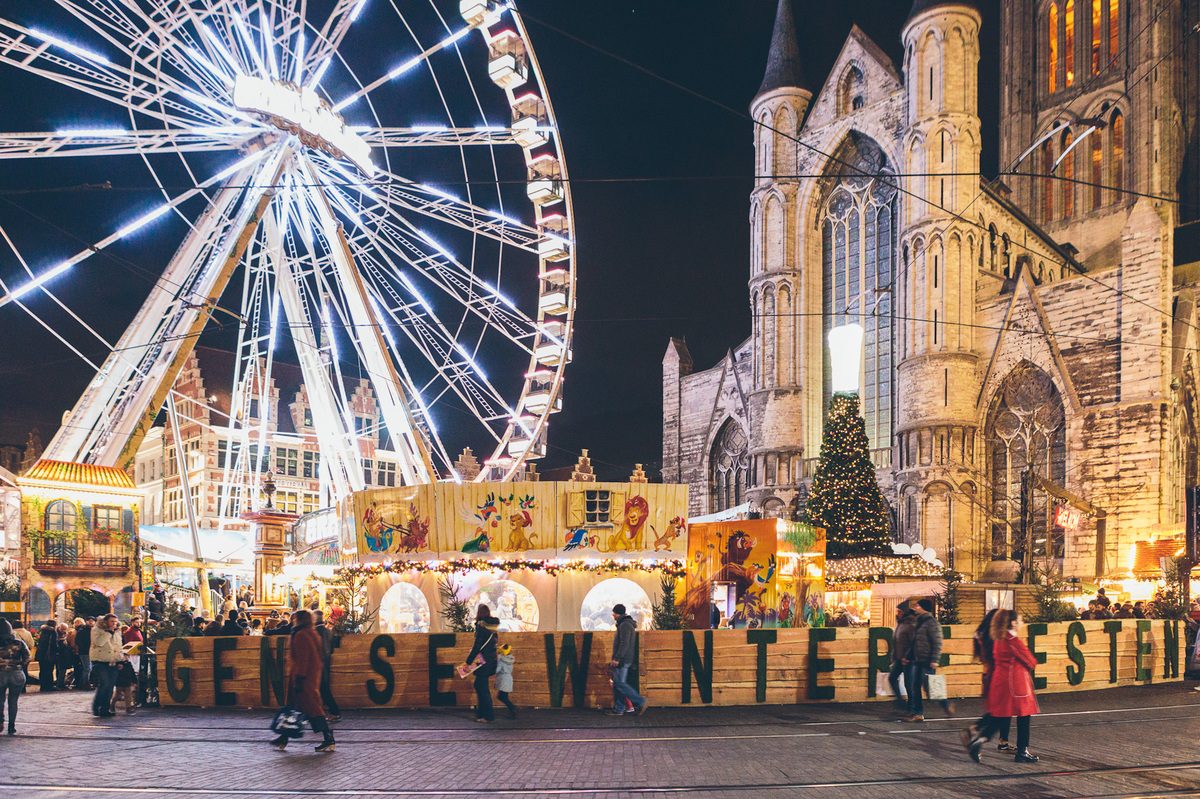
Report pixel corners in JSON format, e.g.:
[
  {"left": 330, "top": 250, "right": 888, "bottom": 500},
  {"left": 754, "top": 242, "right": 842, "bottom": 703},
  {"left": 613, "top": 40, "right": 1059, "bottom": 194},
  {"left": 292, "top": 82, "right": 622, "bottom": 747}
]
[{"left": 0, "top": 1, "right": 1000, "bottom": 480}]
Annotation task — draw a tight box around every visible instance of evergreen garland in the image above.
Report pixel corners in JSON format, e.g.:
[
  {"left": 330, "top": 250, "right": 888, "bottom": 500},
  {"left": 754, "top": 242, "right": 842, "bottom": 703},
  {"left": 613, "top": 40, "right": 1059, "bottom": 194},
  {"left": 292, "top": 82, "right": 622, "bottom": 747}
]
[{"left": 802, "top": 392, "right": 892, "bottom": 559}]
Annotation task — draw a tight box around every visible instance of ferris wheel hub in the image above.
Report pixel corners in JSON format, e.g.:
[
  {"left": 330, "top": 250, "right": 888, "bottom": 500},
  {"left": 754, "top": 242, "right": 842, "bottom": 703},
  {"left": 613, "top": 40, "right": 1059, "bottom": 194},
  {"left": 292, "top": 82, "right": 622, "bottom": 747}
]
[{"left": 232, "top": 74, "right": 375, "bottom": 176}]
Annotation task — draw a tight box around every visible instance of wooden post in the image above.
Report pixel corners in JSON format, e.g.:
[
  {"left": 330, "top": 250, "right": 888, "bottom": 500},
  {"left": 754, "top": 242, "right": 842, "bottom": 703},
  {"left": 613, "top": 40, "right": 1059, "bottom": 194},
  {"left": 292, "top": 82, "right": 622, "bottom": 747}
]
[{"left": 240, "top": 507, "right": 298, "bottom": 609}]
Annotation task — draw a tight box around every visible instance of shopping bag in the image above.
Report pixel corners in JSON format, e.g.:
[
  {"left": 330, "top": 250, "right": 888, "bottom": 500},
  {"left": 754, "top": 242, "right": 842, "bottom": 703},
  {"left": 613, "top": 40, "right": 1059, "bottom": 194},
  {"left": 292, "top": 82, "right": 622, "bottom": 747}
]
[
  {"left": 876, "top": 672, "right": 893, "bottom": 697},
  {"left": 270, "top": 706, "right": 307, "bottom": 739},
  {"left": 925, "top": 672, "right": 948, "bottom": 701}
]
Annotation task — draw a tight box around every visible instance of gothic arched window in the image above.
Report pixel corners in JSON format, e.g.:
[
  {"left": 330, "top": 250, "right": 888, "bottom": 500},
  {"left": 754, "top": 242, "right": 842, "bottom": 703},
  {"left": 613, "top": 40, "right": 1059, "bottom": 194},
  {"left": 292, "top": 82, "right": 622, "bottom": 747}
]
[
  {"left": 710, "top": 421, "right": 749, "bottom": 513},
  {"left": 820, "top": 132, "right": 897, "bottom": 450},
  {"left": 1065, "top": 0, "right": 1076, "bottom": 87},
  {"left": 1047, "top": 3, "right": 1059, "bottom": 93},
  {"left": 1110, "top": 109, "right": 1124, "bottom": 198},
  {"left": 1041, "top": 139, "right": 1055, "bottom": 220},
  {"left": 1060, "top": 129, "right": 1075, "bottom": 219},
  {"left": 985, "top": 363, "right": 1067, "bottom": 567},
  {"left": 839, "top": 65, "right": 866, "bottom": 114}
]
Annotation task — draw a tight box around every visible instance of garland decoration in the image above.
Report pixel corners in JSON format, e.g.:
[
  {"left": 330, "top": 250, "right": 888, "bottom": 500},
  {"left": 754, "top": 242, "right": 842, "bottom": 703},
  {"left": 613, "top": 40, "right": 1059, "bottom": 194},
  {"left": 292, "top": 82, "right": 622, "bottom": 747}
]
[
  {"left": 335, "top": 556, "right": 687, "bottom": 580},
  {"left": 825, "top": 555, "right": 945, "bottom": 587}
]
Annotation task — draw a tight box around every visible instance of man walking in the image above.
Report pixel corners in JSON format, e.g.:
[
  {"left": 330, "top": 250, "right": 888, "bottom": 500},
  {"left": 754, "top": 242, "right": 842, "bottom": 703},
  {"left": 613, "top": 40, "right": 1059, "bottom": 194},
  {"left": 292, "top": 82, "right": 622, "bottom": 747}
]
[
  {"left": 75, "top": 617, "right": 93, "bottom": 690},
  {"left": 607, "top": 604, "right": 647, "bottom": 716},
  {"left": 89, "top": 614, "right": 123, "bottom": 717},
  {"left": 903, "top": 598, "right": 944, "bottom": 723},
  {"left": 313, "top": 611, "right": 341, "bottom": 721},
  {"left": 888, "top": 603, "right": 915, "bottom": 712}
]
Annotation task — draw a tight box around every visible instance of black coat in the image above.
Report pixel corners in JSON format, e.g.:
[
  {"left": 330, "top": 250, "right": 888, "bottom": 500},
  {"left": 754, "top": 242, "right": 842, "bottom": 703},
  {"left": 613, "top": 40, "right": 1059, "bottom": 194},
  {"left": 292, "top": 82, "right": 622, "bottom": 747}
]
[
  {"left": 466, "top": 620, "right": 499, "bottom": 666},
  {"left": 34, "top": 628, "right": 57, "bottom": 662}
]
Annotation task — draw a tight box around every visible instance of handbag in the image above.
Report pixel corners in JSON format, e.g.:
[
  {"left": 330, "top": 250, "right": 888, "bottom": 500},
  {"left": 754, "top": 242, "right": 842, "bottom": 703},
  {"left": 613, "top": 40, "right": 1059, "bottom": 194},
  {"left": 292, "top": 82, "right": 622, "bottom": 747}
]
[
  {"left": 876, "top": 670, "right": 906, "bottom": 697},
  {"left": 270, "top": 705, "right": 307, "bottom": 739},
  {"left": 456, "top": 633, "right": 495, "bottom": 679},
  {"left": 925, "top": 672, "right": 948, "bottom": 701}
]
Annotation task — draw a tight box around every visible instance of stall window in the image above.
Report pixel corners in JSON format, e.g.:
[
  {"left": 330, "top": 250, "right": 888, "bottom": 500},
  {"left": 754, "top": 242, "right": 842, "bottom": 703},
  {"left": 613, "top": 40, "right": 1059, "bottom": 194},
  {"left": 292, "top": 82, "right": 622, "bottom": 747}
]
[
  {"left": 585, "top": 490, "right": 611, "bottom": 524},
  {"left": 472, "top": 580, "right": 539, "bottom": 632},
  {"left": 378, "top": 582, "right": 431, "bottom": 633},
  {"left": 579, "top": 578, "right": 652, "bottom": 631}
]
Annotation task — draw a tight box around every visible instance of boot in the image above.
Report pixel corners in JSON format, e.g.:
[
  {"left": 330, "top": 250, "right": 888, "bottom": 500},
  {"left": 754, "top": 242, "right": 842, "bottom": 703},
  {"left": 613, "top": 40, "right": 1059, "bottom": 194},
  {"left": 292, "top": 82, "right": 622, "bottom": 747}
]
[
  {"left": 315, "top": 731, "right": 335, "bottom": 753},
  {"left": 270, "top": 735, "right": 289, "bottom": 750},
  {"left": 1014, "top": 748, "right": 1039, "bottom": 764}
]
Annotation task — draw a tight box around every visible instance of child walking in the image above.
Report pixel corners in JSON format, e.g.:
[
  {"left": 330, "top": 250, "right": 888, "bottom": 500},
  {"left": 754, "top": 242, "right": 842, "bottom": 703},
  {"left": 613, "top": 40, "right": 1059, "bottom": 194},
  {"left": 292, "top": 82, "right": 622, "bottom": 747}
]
[{"left": 495, "top": 643, "right": 517, "bottom": 719}]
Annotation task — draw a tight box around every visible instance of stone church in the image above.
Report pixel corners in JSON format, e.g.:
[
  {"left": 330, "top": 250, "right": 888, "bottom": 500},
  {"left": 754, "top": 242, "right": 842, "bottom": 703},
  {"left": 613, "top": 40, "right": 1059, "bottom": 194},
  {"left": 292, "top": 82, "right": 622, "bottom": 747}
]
[{"left": 663, "top": 0, "right": 1200, "bottom": 580}]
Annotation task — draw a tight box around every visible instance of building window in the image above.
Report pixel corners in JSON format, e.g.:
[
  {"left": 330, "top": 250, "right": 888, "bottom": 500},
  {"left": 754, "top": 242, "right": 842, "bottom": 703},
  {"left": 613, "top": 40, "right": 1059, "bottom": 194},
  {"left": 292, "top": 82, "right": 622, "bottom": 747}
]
[
  {"left": 303, "top": 408, "right": 313, "bottom": 428},
  {"left": 1108, "top": 0, "right": 1119, "bottom": 61},
  {"left": 839, "top": 65, "right": 865, "bottom": 116},
  {"left": 377, "top": 461, "right": 397, "bottom": 487},
  {"left": 302, "top": 450, "right": 320, "bottom": 479},
  {"left": 1060, "top": 130, "right": 1075, "bottom": 219},
  {"left": 709, "top": 421, "right": 749, "bottom": 513},
  {"left": 362, "top": 458, "right": 374, "bottom": 486},
  {"left": 93, "top": 505, "right": 121, "bottom": 532},
  {"left": 1110, "top": 110, "right": 1124, "bottom": 198},
  {"left": 302, "top": 493, "right": 320, "bottom": 514},
  {"left": 584, "top": 490, "right": 612, "bottom": 524},
  {"left": 276, "top": 447, "right": 298, "bottom": 477},
  {"left": 985, "top": 362, "right": 1067, "bottom": 565},
  {"left": 277, "top": 491, "right": 299, "bottom": 514},
  {"left": 1090, "top": 0, "right": 1102, "bottom": 74},
  {"left": 1048, "top": 3, "right": 1059, "bottom": 93},
  {"left": 355, "top": 415, "right": 373, "bottom": 436},
  {"left": 820, "top": 132, "right": 896, "bottom": 450},
  {"left": 1065, "top": 0, "right": 1076, "bottom": 86},
  {"left": 1042, "top": 140, "right": 1055, "bottom": 220},
  {"left": 45, "top": 499, "right": 76, "bottom": 532}
]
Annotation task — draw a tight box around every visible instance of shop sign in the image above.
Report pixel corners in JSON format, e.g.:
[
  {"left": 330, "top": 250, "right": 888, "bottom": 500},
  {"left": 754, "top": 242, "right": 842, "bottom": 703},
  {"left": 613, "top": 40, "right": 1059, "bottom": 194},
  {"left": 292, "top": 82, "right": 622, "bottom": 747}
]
[
  {"left": 131, "top": 591, "right": 146, "bottom": 608},
  {"left": 0, "top": 601, "right": 22, "bottom": 613},
  {"left": 1054, "top": 504, "right": 1082, "bottom": 531}
]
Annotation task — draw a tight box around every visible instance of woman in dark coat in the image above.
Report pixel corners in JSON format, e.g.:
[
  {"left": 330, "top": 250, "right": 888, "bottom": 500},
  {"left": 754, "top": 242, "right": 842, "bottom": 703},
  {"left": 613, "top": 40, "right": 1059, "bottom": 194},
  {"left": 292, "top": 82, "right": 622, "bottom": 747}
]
[
  {"left": 966, "top": 610, "right": 1040, "bottom": 763},
  {"left": 464, "top": 606, "right": 500, "bottom": 723},
  {"left": 34, "top": 621, "right": 57, "bottom": 692},
  {"left": 270, "top": 609, "right": 335, "bottom": 752}
]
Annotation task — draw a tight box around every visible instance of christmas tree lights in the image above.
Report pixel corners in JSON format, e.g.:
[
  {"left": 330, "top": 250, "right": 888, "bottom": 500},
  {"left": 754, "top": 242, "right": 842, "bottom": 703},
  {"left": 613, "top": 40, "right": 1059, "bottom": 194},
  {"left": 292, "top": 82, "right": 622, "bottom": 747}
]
[{"left": 803, "top": 392, "right": 893, "bottom": 559}]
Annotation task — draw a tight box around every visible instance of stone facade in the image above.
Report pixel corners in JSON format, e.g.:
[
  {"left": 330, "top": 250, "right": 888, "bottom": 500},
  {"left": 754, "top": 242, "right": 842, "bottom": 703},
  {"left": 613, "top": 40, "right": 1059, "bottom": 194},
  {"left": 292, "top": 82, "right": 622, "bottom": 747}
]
[{"left": 663, "top": 0, "right": 1200, "bottom": 580}]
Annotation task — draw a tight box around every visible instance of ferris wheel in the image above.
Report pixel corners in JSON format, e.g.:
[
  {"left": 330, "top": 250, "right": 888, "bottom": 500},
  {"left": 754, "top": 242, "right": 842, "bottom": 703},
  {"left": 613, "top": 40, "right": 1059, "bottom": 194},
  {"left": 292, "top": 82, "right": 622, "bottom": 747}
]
[{"left": 0, "top": 0, "right": 575, "bottom": 498}]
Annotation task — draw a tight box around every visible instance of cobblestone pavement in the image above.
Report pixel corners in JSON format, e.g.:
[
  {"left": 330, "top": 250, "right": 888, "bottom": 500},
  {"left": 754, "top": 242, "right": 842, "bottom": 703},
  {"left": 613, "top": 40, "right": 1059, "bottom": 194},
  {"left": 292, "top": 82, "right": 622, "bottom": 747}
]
[{"left": 3, "top": 683, "right": 1200, "bottom": 798}]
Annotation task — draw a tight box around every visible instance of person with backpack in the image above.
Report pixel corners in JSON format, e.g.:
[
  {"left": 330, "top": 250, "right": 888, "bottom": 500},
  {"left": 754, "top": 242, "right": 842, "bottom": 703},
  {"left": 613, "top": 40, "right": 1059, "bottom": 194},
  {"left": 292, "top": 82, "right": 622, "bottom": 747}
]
[
  {"left": 0, "top": 619, "right": 30, "bottom": 735},
  {"left": 902, "top": 598, "right": 944, "bottom": 723},
  {"left": 607, "top": 604, "right": 647, "bottom": 716}
]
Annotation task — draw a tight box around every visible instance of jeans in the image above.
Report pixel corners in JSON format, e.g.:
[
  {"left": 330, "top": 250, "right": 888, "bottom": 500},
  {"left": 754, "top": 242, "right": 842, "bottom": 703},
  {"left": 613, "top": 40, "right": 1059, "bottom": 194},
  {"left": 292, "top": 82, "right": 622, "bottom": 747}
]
[
  {"left": 0, "top": 670, "right": 24, "bottom": 727},
  {"left": 319, "top": 667, "right": 340, "bottom": 716},
  {"left": 473, "top": 663, "right": 496, "bottom": 721},
  {"left": 887, "top": 661, "right": 906, "bottom": 707},
  {"left": 611, "top": 664, "right": 645, "bottom": 712},
  {"left": 77, "top": 654, "right": 91, "bottom": 689},
  {"left": 92, "top": 662, "right": 118, "bottom": 715},
  {"left": 905, "top": 661, "right": 927, "bottom": 716}
]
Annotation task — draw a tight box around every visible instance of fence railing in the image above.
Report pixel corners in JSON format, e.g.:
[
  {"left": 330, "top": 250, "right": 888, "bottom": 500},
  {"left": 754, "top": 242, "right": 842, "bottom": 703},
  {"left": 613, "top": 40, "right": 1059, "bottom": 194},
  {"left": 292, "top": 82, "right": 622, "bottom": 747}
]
[{"left": 32, "top": 536, "right": 132, "bottom": 574}]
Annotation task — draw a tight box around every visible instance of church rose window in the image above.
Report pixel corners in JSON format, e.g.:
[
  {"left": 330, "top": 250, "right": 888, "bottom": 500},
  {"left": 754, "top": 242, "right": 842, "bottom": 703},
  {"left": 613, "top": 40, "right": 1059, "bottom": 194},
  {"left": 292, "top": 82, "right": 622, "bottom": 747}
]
[
  {"left": 820, "top": 132, "right": 896, "bottom": 451},
  {"left": 710, "top": 421, "right": 749, "bottom": 513},
  {"left": 985, "top": 363, "right": 1067, "bottom": 566}
]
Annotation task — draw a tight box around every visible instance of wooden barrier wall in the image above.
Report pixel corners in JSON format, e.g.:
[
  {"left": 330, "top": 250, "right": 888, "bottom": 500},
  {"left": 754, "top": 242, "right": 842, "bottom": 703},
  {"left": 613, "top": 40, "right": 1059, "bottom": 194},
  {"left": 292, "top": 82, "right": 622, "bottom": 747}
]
[{"left": 158, "top": 620, "right": 1183, "bottom": 709}]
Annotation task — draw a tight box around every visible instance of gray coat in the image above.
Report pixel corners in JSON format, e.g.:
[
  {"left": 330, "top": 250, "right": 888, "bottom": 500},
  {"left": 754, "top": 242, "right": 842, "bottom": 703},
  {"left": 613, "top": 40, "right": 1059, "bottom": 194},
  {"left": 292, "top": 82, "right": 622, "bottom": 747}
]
[
  {"left": 910, "top": 613, "right": 943, "bottom": 667},
  {"left": 611, "top": 615, "right": 637, "bottom": 665}
]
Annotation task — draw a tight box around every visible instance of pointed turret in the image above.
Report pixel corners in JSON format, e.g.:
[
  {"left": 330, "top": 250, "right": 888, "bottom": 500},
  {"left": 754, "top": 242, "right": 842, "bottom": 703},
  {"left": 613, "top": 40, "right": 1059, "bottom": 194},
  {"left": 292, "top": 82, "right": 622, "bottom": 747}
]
[
  {"left": 756, "top": 0, "right": 808, "bottom": 98},
  {"left": 906, "top": 0, "right": 979, "bottom": 24}
]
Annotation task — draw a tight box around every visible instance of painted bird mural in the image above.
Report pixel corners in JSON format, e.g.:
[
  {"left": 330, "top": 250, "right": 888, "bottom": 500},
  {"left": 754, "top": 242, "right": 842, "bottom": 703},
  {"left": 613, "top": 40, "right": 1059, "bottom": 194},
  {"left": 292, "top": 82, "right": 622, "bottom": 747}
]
[{"left": 562, "top": 528, "right": 597, "bottom": 551}]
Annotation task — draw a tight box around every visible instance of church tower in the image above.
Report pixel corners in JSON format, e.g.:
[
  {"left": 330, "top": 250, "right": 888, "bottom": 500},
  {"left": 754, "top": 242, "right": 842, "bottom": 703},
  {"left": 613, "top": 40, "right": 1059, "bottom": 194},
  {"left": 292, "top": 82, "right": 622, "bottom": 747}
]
[
  {"left": 745, "top": 0, "right": 813, "bottom": 515},
  {"left": 894, "top": 0, "right": 983, "bottom": 563}
]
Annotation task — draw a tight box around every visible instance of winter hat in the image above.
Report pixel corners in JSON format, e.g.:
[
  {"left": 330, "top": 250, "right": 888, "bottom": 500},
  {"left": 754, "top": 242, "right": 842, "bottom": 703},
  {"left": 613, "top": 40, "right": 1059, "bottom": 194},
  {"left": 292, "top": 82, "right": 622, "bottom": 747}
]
[{"left": 498, "top": 643, "right": 512, "bottom": 656}]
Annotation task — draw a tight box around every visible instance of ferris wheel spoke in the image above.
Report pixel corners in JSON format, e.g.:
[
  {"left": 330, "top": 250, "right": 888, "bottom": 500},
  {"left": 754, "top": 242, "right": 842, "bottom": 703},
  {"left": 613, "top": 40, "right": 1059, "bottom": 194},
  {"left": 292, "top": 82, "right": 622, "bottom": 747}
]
[
  {"left": 328, "top": 17, "right": 489, "bottom": 113},
  {"left": 0, "top": 22, "right": 234, "bottom": 129},
  {"left": 0, "top": 128, "right": 253, "bottom": 159},
  {"left": 0, "top": 144, "right": 274, "bottom": 308},
  {"left": 335, "top": 232, "right": 517, "bottom": 436},
  {"left": 303, "top": 0, "right": 366, "bottom": 89},
  {"left": 358, "top": 126, "right": 527, "bottom": 148},
  {"left": 322, "top": 172, "right": 538, "bottom": 347}
]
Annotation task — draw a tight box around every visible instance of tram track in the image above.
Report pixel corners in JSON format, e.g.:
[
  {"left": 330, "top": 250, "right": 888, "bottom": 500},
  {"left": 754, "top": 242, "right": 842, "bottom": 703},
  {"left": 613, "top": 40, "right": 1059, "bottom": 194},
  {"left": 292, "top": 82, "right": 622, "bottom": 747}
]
[{"left": 2, "top": 759, "right": 1200, "bottom": 796}]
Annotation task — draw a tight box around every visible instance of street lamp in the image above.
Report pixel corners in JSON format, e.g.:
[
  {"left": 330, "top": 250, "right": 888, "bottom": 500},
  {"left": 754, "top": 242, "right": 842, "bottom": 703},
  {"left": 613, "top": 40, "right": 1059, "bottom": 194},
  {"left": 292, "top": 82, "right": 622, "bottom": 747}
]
[{"left": 828, "top": 323, "right": 864, "bottom": 395}]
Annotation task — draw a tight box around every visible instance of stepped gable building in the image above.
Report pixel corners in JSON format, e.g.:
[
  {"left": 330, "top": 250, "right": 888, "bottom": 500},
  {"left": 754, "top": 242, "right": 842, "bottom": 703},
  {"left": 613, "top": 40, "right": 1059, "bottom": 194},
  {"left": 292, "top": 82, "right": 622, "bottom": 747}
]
[{"left": 663, "top": 0, "right": 1200, "bottom": 579}]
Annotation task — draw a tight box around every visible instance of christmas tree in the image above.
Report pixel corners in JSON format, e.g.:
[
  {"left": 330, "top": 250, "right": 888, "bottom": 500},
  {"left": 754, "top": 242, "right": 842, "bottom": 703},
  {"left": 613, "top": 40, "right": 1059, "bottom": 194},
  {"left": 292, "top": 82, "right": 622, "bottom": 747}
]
[{"left": 802, "top": 393, "right": 892, "bottom": 558}]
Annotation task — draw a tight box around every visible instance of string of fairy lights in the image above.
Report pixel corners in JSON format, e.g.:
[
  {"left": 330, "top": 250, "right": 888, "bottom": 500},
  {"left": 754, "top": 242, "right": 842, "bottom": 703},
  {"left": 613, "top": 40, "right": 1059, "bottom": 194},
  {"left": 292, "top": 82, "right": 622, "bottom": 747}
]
[{"left": 336, "top": 556, "right": 688, "bottom": 580}]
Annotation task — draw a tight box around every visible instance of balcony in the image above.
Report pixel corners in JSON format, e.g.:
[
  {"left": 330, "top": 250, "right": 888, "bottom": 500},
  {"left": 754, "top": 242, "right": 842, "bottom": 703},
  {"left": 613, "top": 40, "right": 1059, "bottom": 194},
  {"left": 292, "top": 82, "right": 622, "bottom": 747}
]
[{"left": 31, "top": 533, "right": 133, "bottom": 575}]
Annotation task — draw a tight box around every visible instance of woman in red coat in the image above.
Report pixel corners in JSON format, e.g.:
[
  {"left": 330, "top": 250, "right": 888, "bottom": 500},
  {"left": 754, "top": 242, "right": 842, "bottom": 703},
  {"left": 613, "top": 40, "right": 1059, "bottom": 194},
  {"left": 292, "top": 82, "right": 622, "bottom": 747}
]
[
  {"left": 271, "top": 610, "right": 335, "bottom": 753},
  {"left": 964, "top": 609, "right": 1039, "bottom": 763}
]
